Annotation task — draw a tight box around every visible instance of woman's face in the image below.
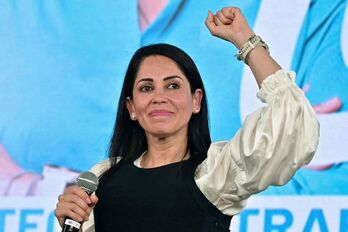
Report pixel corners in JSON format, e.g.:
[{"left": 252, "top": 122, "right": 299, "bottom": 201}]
[{"left": 126, "top": 55, "right": 202, "bottom": 138}]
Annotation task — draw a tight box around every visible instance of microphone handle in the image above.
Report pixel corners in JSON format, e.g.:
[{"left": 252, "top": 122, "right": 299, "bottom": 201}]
[{"left": 61, "top": 217, "right": 81, "bottom": 232}]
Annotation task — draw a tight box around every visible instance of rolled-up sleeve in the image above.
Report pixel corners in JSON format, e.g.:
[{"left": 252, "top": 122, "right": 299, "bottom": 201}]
[{"left": 195, "top": 70, "right": 320, "bottom": 216}]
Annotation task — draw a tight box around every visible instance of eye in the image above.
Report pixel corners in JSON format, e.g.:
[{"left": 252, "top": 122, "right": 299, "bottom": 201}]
[
  {"left": 139, "top": 85, "right": 153, "bottom": 92},
  {"left": 167, "top": 82, "right": 180, "bottom": 89}
]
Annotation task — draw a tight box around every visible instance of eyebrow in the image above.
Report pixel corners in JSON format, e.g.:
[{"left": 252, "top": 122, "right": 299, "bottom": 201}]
[{"left": 136, "top": 75, "right": 183, "bottom": 85}]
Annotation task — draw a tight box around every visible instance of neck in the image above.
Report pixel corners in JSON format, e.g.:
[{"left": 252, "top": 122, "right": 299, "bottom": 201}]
[{"left": 142, "top": 131, "right": 189, "bottom": 168}]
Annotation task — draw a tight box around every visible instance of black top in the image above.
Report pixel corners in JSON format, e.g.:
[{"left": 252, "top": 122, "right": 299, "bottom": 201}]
[{"left": 94, "top": 159, "right": 232, "bottom": 232}]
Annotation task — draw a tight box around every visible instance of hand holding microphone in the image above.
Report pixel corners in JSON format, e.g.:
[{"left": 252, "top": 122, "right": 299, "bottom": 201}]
[{"left": 55, "top": 172, "right": 99, "bottom": 232}]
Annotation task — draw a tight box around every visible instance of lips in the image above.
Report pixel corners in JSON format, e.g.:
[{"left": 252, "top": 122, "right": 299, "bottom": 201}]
[{"left": 149, "top": 110, "right": 173, "bottom": 117}]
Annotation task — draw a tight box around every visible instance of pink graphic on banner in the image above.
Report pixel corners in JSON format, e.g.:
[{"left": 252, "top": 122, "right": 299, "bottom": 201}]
[{"left": 138, "top": 0, "right": 168, "bottom": 31}]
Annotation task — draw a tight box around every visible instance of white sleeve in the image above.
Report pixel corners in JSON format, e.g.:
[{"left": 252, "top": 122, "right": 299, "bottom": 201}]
[{"left": 195, "top": 70, "right": 320, "bottom": 216}]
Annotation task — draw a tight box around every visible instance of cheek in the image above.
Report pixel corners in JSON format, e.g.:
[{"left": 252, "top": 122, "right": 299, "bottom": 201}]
[
  {"left": 173, "top": 94, "right": 195, "bottom": 111},
  {"left": 132, "top": 96, "right": 149, "bottom": 113}
]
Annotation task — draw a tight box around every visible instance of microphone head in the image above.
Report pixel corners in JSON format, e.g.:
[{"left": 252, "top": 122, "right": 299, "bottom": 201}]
[{"left": 76, "top": 171, "right": 98, "bottom": 194}]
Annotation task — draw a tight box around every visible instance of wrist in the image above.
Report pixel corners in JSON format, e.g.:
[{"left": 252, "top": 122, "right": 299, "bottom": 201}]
[{"left": 232, "top": 30, "right": 255, "bottom": 49}]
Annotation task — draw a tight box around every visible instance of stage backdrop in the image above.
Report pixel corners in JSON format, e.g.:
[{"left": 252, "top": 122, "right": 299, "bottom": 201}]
[{"left": 1, "top": 0, "right": 348, "bottom": 231}]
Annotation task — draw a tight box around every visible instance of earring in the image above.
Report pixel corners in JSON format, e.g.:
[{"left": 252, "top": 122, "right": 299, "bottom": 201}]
[{"left": 131, "top": 114, "right": 136, "bottom": 120}]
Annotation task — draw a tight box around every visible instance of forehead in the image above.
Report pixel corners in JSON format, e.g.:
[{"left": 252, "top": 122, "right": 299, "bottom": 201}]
[{"left": 136, "top": 55, "right": 185, "bottom": 78}]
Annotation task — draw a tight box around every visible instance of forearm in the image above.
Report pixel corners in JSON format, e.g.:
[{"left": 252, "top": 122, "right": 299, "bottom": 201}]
[
  {"left": 234, "top": 30, "right": 282, "bottom": 87},
  {"left": 247, "top": 46, "right": 281, "bottom": 88}
]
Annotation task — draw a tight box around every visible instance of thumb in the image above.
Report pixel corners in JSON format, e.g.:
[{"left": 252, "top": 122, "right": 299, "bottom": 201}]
[{"left": 89, "top": 195, "right": 99, "bottom": 208}]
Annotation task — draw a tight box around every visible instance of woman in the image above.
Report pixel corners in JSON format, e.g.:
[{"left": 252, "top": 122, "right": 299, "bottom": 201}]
[{"left": 54, "top": 7, "right": 319, "bottom": 231}]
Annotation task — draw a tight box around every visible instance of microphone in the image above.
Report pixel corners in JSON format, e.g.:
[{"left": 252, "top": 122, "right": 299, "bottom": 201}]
[{"left": 62, "top": 171, "right": 98, "bottom": 232}]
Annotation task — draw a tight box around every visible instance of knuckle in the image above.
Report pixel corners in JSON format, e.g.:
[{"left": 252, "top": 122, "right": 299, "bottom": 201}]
[
  {"left": 65, "top": 185, "right": 78, "bottom": 194},
  {"left": 222, "top": 7, "right": 229, "bottom": 13},
  {"left": 83, "top": 211, "right": 90, "bottom": 219},
  {"left": 73, "top": 205, "right": 80, "bottom": 213},
  {"left": 58, "top": 194, "right": 64, "bottom": 201},
  {"left": 81, "top": 203, "right": 89, "bottom": 211},
  {"left": 54, "top": 209, "right": 63, "bottom": 218},
  {"left": 69, "top": 185, "right": 79, "bottom": 193}
]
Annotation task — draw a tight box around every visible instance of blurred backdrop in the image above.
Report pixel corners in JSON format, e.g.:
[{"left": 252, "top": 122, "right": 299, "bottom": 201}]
[{"left": 0, "top": 0, "right": 347, "bottom": 231}]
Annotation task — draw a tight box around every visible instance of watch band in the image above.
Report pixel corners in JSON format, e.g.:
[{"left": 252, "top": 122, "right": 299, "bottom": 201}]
[{"left": 236, "top": 35, "right": 269, "bottom": 64}]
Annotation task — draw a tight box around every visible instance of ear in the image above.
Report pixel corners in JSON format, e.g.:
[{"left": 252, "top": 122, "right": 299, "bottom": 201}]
[
  {"left": 126, "top": 97, "right": 137, "bottom": 120},
  {"left": 192, "top": 89, "right": 203, "bottom": 114}
]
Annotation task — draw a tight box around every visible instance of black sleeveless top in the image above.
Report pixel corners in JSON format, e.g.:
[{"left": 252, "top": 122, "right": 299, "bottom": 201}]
[{"left": 94, "top": 159, "right": 232, "bottom": 232}]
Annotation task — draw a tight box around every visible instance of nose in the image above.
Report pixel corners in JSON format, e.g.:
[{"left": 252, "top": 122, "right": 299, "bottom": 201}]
[{"left": 151, "top": 90, "right": 168, "bottom": 104}]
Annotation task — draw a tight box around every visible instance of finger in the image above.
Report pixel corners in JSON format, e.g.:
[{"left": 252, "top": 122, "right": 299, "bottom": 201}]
[
  {"left": 64, "top": 186, "right": 91, "bottom": 204},
  {"left": 55, "top": 207, "right": 84, "bottom": 228},
  {"left": 88, "top": 195, "right": 99, "bottom": 208},
  {"left": 226, "top": 7, "right": 243, "bottom": 21},
  {"left": 222, "top": 7, "right": 236, "bottom": 20},
  {"left": 216, "top": 10, "right": 233, "bottom": 24},
  {"left": 205, "top": 11, "right": 217, "bottom": 35},
  {"left": 59, "top": 193, "right": 91, "bottom": 212},
  {"left": 227, "top": 7, "right": 241, "bottom": 15},
  {"left": 88, "top": 195, "right": 98, "bottom": 210},
  {"left": 56, "top": 201, "right": 91, "bottom": 221},
  {"left": 213, "top": 15, "right": 223, "bottom": 26},
  {"left": 55, "top": 206, "right": 85, "bottom": 224},
  {"left": 53, "top": 208, "right": 66, "bottom": 228}
]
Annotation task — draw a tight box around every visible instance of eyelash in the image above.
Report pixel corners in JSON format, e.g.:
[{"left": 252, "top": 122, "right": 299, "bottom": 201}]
[
  {"left": 139, "top": 82, "right": 181, "bottom": 92},
  {"left": 139, "top": 85, "right": 153, "bottom": 92},
  {"left": 167, "top": 82, "right": 180, "bottom": 89}
]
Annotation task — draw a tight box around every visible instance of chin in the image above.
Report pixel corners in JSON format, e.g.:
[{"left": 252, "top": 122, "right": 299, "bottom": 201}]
[
  {"left": 144, "top": 123, "right": 188, "bottom": 139},
  {"left": 151, "top": 130, "right": 172, "bottom": 138}
]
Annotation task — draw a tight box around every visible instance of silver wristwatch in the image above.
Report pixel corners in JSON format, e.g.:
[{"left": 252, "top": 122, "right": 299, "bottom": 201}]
[{"left": 236, "top": 35, "right": 269, "bottom": 64}]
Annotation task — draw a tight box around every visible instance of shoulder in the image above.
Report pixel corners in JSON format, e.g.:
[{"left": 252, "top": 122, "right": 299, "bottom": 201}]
[{"left": 89, "top": 157, "right": 122, "bottom": 178}]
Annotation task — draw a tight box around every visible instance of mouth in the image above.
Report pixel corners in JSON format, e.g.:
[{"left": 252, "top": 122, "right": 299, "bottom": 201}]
[{"left": 149, "top": 110, "right": 173, "bottom": 117}]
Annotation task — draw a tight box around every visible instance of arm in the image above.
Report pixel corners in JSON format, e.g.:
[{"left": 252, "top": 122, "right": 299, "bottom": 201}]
[
  {"left": 196, "top": 70, "right": 319, "bottom": 215},
  {"left": 195, "top": 7, "right": 320, "bottom": 216}
]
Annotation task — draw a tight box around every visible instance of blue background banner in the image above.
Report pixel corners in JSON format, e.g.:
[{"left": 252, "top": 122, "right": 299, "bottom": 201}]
[{"left": 0, "top": 0, "right": 348, "bottom": 230}]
